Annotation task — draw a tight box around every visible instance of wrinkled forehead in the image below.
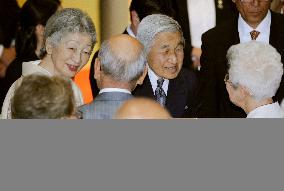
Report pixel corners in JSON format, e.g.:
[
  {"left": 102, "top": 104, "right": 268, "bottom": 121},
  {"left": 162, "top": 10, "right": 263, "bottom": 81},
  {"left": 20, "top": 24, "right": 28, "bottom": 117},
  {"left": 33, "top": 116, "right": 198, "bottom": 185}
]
[{"left": 151, "top": 31, "right": 184, "bottom": 46}]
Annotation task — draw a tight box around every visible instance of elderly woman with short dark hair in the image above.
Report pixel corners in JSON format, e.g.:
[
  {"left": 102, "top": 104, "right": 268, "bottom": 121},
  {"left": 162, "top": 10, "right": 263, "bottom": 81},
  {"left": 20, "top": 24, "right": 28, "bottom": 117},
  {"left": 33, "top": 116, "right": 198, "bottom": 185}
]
[
  {"left": 1, "top": 8, "right": 97, "bottom": 119},
  {"left": 225, "top": 41, "right": 284, "bottom": 118}
]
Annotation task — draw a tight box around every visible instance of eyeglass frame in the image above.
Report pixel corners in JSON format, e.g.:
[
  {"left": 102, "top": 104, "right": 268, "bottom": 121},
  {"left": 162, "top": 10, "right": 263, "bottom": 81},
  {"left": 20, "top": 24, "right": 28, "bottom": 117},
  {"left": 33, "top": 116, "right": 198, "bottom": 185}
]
[
  {"left": 239, "top": 0, "right": 270, "bottom": 3},
  {"left": 224, "top": 74, "right": 239, "bottom": 89}
]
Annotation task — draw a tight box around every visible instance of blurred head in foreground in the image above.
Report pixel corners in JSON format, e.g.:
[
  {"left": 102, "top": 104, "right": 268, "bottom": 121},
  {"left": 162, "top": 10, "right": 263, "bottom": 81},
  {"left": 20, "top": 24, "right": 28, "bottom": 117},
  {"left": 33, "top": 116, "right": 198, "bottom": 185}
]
[
  {"left": 11, "top": 74, "right": 76, "bottom": 119},
  {"left": 114, "top": 97, "right": 172, "bottom": 119}
]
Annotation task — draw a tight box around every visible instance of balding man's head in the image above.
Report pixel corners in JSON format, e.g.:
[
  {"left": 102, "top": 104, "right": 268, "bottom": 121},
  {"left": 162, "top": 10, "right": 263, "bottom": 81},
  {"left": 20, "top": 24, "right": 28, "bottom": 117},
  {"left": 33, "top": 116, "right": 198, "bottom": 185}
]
[
  {"left": 95, "top": 34, "right": 146, "bottom": 90},
  {"left": 99, "top": 34, "right": 145, "bottom": 82},
  {"left": 114, "top": 98, "right": 172, "bottom": 119},
  {"left": 109, "top": 34, "right": 144, "bottom": 62}
]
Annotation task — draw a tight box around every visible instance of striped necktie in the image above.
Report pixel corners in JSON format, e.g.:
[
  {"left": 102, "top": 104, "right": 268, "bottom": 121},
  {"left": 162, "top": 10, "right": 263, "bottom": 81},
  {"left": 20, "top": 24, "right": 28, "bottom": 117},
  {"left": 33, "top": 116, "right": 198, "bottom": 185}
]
[{"left": 155, "top": 78, "right": 166, "bottom": 106}]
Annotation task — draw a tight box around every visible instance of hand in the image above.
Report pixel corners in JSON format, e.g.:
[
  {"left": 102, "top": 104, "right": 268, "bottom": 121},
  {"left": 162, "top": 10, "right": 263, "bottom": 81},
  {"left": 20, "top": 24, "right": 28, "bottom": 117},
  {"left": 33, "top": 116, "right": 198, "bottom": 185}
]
[
  {"left": 0, "top": 47, "right": 16, "bottom": 67},
  {"left": 191, "top": 47, "right": 202, "bottom": 70},
  {"left": 0, "top": 61, "right": 7, "bottom": 78}
]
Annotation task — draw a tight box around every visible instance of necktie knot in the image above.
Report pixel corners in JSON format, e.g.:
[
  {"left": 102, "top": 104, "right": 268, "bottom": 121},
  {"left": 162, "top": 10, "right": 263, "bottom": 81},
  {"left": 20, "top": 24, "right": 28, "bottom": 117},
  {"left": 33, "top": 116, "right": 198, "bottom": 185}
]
[
  {"left": 250, "top": 30, "right": 260, "bottom": 40},
  {"left": 157, "top": 78, "right": 164, "bottom": 88}
]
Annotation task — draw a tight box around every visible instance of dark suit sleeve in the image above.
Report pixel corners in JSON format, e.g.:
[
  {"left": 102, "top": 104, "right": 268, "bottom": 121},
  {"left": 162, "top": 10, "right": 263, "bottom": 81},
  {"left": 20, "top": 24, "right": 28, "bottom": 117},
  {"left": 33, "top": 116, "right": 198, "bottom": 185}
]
[
  {"left": 89, "top": 51, "right": 100, "bottom": 98},
  {"left": 196, "top": 33, "right": 220, "bottom": 117},
  {"left": 182, "top": 69, "right": 199, "bottom": 118},
  {"left": 0, "top": 0, "right": 19, "bottom": 47}
]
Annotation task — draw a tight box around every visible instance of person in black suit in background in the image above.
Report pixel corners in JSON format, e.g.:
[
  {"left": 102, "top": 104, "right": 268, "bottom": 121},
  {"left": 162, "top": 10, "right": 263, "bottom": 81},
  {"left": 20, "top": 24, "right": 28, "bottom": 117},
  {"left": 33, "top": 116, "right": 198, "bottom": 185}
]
[
  {"left": 0, "top": 0, "right": 20, "bottom": 77},
  {"left": 134, "top": 14, "right": 198, "bottom": 118},
  {"left": 89, "top": 0, "right": 174, "bottom": 98},
  {"left": 197, "top": 0, "right": 284, "bottom": 118},
  {"left": 169, "top": 0, "right": 238, "bottom": 70},
  {"left": 271, "top": 0, "right": 284, "bottom": 14}
]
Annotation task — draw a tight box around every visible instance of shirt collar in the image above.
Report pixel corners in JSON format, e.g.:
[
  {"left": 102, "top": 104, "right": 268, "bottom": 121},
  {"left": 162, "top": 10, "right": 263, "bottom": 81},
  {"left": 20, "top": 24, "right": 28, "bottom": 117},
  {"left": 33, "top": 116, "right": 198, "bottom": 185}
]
[
  {"left": 99, "top": 88, "right": 131, "bottom": 94},
  {"left": 147, "top": 65, "right": 169, "bottom": 95},
  {"left": 238, "top": 11, "right": 271, "bottom": 42},
  {"left": 126, "top": 25, "right": 136, "bottom": 38},
  {"left": 247, "top": 102, "right": 284, "bottom": 118}
]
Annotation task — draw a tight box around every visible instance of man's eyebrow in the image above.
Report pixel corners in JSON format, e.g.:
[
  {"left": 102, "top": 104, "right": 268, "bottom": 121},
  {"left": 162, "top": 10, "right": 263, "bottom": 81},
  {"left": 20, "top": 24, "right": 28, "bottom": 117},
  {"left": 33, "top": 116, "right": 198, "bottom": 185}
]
[{"left": 160, "top": 44, "right": 170, "bottom": 49}]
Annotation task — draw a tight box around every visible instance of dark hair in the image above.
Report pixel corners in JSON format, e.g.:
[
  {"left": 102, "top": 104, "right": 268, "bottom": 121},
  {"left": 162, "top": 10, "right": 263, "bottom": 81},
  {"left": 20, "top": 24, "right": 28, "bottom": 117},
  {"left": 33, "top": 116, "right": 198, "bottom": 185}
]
[
  {"left": 15, "top": 0, "right": 60, "bottom": 60},
  {"left": 51, "top": 0, "right": 62, "bottom": 4},
  {"left": 129, "top": 0, "right": 175, "bottom": 21},
  {"left": 0, "top": 0, "right": 20, "bottom": 47}
]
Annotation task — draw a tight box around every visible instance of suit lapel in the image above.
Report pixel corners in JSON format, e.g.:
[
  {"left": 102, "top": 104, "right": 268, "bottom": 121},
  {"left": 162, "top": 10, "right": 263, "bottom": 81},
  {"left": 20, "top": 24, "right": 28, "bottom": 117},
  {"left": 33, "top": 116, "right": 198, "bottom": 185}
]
[
  {"left": 269, "top": 12, "right": 284, "bottom": 102},
  {"left": 134, "top": 75, "right": 156, "bottom": 99},
  {"left": 224, "top": 19, "right": 240, "bottom": 70},
  {"left": 270, "top": 12, "right": 284, "bottom": 60},
  {"left": 228, "top": 19, "right": 240, "bottom": 45},
  {"left": 166, "top": 73, "right": 188, "bottom": 117},
  {"left": 95, "top": 92, "right": 133, "bottom": 102}
]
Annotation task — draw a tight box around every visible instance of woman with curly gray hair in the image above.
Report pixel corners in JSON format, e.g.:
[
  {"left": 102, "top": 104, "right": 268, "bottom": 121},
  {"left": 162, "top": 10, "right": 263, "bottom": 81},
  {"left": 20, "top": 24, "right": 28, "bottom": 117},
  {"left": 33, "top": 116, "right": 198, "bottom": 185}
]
[
  {"left": 1, "top": 8, "right": 97, "bottom": 119},
  {"left": 225, "top": 41, "right": 284, "bottom": 118}
]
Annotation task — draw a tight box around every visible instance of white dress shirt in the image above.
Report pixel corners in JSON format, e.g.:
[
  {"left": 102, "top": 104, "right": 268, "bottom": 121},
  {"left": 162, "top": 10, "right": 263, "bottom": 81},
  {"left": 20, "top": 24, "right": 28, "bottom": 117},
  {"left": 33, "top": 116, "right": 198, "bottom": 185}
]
[
  {"left": 247, "top": 102, "right": 284, "bottom": 118},
  {"left": 238, "top": 11, "right": 271, "bottom": 43},
  {"left": 187, "top": 0, "right": 216, "bottom": 48},
  {"left": 0, "top": 44, "right": 3, "bottom": 58},
  {"left": 126, "top": 25, "right": 136, "bottom": 38},
  {"left": 147, "top": 66, "right": 169, "bottom": 96},
  {"left": 99, "top": 88, "right": 131, "bottom": 95}
]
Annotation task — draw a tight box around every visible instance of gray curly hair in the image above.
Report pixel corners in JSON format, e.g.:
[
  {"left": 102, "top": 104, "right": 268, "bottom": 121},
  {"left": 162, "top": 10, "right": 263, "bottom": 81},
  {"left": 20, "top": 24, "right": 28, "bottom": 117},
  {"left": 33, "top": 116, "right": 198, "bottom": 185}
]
[
  {"left": 41, "top": 8, "right": 97, "bottom": 57},
  {"left": 227, "top": 41, "right": 283, "bottom": 101},
  {"left": 136, "top": 14, "right": 184, "bottom": 54}
]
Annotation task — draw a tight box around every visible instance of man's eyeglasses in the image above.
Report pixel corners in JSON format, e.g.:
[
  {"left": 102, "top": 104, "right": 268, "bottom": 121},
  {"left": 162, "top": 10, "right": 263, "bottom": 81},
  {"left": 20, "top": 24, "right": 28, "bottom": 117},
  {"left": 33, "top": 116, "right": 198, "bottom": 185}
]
[{"left": 240, "top": 0, "right": 269, "bottom": 3}]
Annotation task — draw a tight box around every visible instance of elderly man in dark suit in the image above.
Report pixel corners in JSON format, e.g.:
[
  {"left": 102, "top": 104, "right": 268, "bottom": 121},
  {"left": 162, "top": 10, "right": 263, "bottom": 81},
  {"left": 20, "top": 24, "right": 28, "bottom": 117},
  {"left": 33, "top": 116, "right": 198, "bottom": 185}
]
[
  {"left": 197, "top": 0, "right": 284, "bottom": 117},
  {"left": 89, "top": 0, "right": 174, "bottom": 98},
  {"left": 79, "top": 34, "right": 146, "bottom": 119},
  {"left": 134, "top": 14, "right": 198, "bottom": 118}
]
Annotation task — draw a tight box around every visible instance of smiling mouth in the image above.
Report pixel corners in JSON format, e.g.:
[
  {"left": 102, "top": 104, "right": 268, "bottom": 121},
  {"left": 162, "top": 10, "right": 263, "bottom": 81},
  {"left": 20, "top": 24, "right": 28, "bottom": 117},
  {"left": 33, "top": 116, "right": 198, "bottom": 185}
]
[
  {"left": 249, "top": 10, "right": 261, "bottom": 14},
  {"left": 164, "top": 66, "right": 178, "bottom": 72},
  {"left": 67, "top": 64, "right": 79, "bottom": 72}
]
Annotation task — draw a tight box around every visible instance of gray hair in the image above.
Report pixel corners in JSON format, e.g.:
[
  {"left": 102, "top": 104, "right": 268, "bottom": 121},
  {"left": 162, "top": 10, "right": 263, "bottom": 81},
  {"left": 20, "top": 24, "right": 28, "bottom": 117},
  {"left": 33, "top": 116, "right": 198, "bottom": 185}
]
[
  {"left": 11, "top": 74, "right": 75, "bottom": 119},
  {"left": 43, "top": 8, "right": 96, "bottom": 55},
  {"left": 98, "top": 39, "right": 146, "bottom": 82},
  {"left": 227, "top": 41, "right": 283, "bottom": 101},
  {"left": 136, "top": 14, "right": 184, "bottom": 54}
]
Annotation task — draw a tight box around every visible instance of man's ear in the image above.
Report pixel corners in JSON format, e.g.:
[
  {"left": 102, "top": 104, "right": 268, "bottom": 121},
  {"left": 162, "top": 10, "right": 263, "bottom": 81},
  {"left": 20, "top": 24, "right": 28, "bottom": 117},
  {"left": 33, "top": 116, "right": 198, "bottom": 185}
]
[
  {"left": 94, "top": 58, "right": 101, "bottom": 80},
  {"left": 130, "top": 10, "right": 140, "bottom": 24},
  {"left": 130, "top": 10, "right": 140, "bottom": 34},
  {"left": 136, "top": 66, "right": 148, "bottom": 85}
]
